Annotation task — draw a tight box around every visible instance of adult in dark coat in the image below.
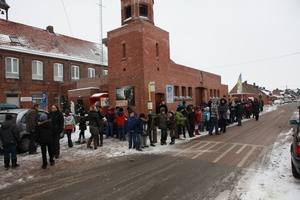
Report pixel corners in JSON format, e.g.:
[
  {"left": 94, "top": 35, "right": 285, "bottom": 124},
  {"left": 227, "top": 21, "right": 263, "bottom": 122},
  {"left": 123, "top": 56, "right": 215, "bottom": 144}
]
[
  {"left": 26, "top": 103, "right": 40, "bottom": 154},
  {"left": 234, "top": 100, "right": 244, "bottom": 126},
  {"left": 36, "top": 114, "right": 55, "bottom": 169},
  {"left": 156, "top": 100, "right": 168, "bottom": 115},
  {"left": 48, "top": 104, "right": 64, "bottom": 159},
  {"left": 219, "top": 98, "right": 229, "bottom": 133},
  {"left": 0, "top": 114, "right": 20, "bottom": 169},
  {"left": 88, "top": 105, "right": 101, "bottom": 149},
  {"left": 252, "top": 98, "right": 260, "bottom": 121}
]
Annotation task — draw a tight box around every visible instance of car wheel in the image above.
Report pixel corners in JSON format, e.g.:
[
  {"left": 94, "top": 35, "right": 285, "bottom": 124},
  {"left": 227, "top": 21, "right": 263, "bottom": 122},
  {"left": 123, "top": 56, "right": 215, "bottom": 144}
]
[
  {"left": 19, "top": 135, "right": 30, "bottom": 153},
  {"left": 291, "top": 160, "right": 300, "bottom": 179}
]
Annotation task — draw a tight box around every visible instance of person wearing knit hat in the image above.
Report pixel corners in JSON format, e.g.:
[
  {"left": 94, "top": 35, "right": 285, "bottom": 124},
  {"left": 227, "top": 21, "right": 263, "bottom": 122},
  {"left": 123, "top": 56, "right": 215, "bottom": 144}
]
[
  {"left": 36, "top": 113, "right": 55, "bottom": 169},
  {"left": 131, "top": 113, "right": 147, "bottom": 151},
  {"left": 155, "top": 107, "right": 168, "bottom": 145},
  {"left": 0, "top": 114, "right": 21, "bottom": 169}
]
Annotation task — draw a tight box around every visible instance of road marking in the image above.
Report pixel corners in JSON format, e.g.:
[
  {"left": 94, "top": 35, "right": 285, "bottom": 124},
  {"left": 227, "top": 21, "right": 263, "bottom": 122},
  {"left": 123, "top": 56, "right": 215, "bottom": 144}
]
[
  {"left": 237, "top": 146, "right": 257, "bottom": 167},
  {"left": 236, "top": 144, "right": 247, "bottom": 154},
  {"left": 213, "top": 144, "right": 237, "bottom": 163},
  {"left": 192, "top": 142, "right": 219, "bottom": 159},
  {"left": 173, "top": 142, "right": 203, "bottom": 157}
]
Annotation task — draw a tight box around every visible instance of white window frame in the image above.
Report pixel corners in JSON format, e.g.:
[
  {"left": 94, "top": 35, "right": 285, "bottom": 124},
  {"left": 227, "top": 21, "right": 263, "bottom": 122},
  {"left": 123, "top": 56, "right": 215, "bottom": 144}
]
[
  {"left": 88, "top": 68, "right": 95, "bottom": 78},
  {"left": 54, "top": 63, "right": 63, "bottom": 81},
  {"left": 5, "top": 57, "right": 19, "bottom": 79},
  {"left": 32, "top": 60, "right": 43, "bottom": 80},
  {"left": 71, "top": 65, "right": 80, "bottom": 80}
]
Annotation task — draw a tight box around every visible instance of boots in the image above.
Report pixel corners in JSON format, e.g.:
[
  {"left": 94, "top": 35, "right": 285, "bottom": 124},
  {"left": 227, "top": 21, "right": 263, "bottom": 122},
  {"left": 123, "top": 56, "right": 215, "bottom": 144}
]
[
  {"left": 80, "top": 138, "right": 86, "bottom": 144},
  {"left": 87, "top": 138, "right": 93, "bottom": 149},
  {"left": 169, "top": 137, "right": 175, "bottom": 145},
  {"left": 99, "top": 134, "right": 103, "bottom": 147},
  {"left": 93, "top": 137, "right": 98, "bottom": 149},
  {"left": 136, "top": 142, "right": 142, "bottom": 151},
  {"left": 195, "top": 129, "right": 200, "bottom": 135},
  {"left": 4, "top": 159, "right": 10, "bottom": 170},
  {"left": 12, "top": 158, "right": 20, "bottom": 169},
  {"left": 75, "top": 139, "right": 81, "bottom": 144},
  {"left": 68, "top": 140, "right": 73, "bottom": 148},
  {"left": 179, "top": 135, "right": 185, "bottom": 140}
]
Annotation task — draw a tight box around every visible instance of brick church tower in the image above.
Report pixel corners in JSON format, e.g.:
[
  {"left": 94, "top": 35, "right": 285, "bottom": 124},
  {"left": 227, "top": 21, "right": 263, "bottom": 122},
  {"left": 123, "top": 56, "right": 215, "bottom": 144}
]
[{"left": 107, "top": 0, "right": 171, "bottom": 114}]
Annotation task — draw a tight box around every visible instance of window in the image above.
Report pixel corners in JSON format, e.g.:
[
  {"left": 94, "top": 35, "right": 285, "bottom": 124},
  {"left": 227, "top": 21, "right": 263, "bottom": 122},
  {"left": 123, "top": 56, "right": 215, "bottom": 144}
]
[
  {"left": 125, "top": 6, "right": 132, "bottom": 19},
  {"left": 122, "top": 43, "right": 126, "bottom": 59},
  {"left": 103, "top": 70, "right": 108, "bottom": 75},
  {"left": 32, "top": 94, "right": 43, "bottom": 104},
  {"left": 32, "top": 60, "right": 43, "bottom": 80},
  {"left": 54, "top": 94, "right": 59, "bottom": 106},
  {"left": 5, "top": 57, "right": 19, "bottom": 78},
  {"left": 174, "top": 86, "right": 179, "bottom": 96},
  {"left": 54, "top": 63, "right": 63, "bottom": 81},
  {"left": 88, "top": 68, "right": 95, "bottom": 78},
  {"left": 181, "top": 87, "right": 186, "bottom": 96},
  {"left": 156, "top": 43, "right": 159, "bottom": 58},
  {"left": 188, "top": 87, "right": 192, "bottom": 97},
  {"left": 71, "top": 65, "right": 80, "bottom": 80},
  {"left": 139, "top": 4, "right": 148, "bottom": 17}
]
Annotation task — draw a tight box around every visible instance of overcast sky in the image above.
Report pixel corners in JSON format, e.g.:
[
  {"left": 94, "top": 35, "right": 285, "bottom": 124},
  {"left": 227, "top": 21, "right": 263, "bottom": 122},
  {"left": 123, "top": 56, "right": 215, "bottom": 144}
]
[{"left": 3, "top": 0, "right": 300, "bottom": 91}]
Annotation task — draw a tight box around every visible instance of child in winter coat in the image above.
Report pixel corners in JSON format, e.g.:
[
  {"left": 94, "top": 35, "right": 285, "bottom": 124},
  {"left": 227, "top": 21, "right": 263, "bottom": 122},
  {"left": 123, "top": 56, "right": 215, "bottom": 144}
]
[
  {"left": 132, "top": 113, "right": 147, "bottom": 151},
  {"left": 167, "top": 111, "right": 177, "bottom": 145},
  {"left": 36, "top": 114, "right": 55, "bottom": 169},
  {"left": 63, "top": 109, "right": 76, "bottom": 148},
  {"left": 0, "top": 114, "right": 20, "bottom": 169},
  {"left": 140, "top": 120, "right": 148, "bottom": 148},
  {"left": 77, "top": 112, "right": 87, "bottom": 144},
  {"left": 147, "top": 112, "right": 157, "bottom": 146},
  {"left": 126, "top": 110, "right": 137, "bottom": 149}
]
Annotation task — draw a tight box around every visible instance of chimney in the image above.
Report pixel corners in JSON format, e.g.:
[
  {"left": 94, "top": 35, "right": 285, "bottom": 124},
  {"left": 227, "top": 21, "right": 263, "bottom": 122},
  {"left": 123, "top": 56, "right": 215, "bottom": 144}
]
[
  {"left": 253, "top": 83, "right": 256, "bottom": 86},
  {"left": 245, "top": 81, "right": 247, "bottom": 85},
  {"left": 46, "top": 25, "right": 54, "bottom": 34}
]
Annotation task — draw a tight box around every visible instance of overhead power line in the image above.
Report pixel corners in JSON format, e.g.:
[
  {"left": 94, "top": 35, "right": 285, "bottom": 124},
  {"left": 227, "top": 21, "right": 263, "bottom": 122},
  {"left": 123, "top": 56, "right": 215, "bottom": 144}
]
[
  {"left": 61, "top": 0, "right": 73, "bottom": 37},
  {"left": 205, "top": 51, "right": 300, "bottom": 70}
]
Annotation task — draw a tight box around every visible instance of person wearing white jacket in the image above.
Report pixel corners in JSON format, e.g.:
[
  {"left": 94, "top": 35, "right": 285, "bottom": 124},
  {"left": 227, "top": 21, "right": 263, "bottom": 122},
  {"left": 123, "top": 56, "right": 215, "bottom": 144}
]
[{"left": 63, "top": 109, "right": 76, "bottom": 148}]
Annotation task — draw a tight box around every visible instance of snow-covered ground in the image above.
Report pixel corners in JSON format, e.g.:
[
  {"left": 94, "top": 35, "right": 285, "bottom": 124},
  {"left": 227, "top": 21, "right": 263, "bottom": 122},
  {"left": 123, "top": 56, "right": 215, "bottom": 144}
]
[{"left": 1, "top": 105, "right": 300, "bottom": 199}]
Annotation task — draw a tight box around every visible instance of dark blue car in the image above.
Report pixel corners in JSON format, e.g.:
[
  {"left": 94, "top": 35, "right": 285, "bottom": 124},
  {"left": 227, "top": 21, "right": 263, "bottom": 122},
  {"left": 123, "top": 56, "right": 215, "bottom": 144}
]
[{"left": 290, "top": 118, "right": 300, "bottom": 178}]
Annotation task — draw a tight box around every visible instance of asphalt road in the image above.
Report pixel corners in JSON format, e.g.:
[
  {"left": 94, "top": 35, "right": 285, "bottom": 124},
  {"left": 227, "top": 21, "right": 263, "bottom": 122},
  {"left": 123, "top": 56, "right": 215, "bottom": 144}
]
[{"left": 0, "top": 103, "right": 298, "bottom": 200}]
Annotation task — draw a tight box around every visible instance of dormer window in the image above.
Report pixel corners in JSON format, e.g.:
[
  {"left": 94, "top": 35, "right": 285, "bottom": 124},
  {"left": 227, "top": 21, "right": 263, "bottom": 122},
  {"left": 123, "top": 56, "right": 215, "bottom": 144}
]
[
  {"left": 125, "top": 6, "right": 132, "bottom": 19},
  {"left": 139, "top": 5, "right": 148, "bottom": 17},
  {"left": 92, "top": 49, "right": 100, "bottom": 55},
  {"left": 9, "top": 36, "right": 20, "bottom": 44}
]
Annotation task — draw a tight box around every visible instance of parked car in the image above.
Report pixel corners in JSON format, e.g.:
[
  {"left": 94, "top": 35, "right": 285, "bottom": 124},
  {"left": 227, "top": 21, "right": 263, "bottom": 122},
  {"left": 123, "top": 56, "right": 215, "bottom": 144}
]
[
  {"left": 274, "top": 100, "right": 283, "bottom": 105},
  {"left": 0, "top": 103, "right": 19, "bottom": 110},
  {"left": 0, "top": 109, "right": 48, "bottom": 153},
  {"left": 289, "top": 119, "right": 300, "bottom": 178}
]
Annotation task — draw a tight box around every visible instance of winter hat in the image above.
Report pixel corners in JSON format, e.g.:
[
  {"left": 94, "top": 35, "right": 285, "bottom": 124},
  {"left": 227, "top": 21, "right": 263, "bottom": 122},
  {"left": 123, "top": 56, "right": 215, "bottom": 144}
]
[
  {"left": 151, "top": 111, "right": 156, "bottom": 116},
  {"left": 139, "top": 113, "right": 146, "bottom": 118},
  {"left": 169, "top": 110, "right": 175, "bottom": 115},
  {"left": 95, "top": 101, "right": 101, "bottom": 107},
  {"left": 39, "top": 114, "right": 47, "bottom": 122},
  {"left": 119, "top": 108, "right": 123, "bottom": 112}
]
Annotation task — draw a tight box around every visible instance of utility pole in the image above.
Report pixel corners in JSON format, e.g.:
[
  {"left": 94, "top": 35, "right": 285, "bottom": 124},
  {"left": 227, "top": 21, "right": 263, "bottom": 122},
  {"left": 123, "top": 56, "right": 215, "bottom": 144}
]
[{"left": 98, "top": 0, "right": 103, "bottom": 76}]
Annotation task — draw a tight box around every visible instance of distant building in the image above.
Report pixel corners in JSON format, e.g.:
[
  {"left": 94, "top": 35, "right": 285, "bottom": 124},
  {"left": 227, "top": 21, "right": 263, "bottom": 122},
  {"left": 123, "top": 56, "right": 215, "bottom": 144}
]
[{"left": 229, "top": 81, "right": 269, "bottom": 105}]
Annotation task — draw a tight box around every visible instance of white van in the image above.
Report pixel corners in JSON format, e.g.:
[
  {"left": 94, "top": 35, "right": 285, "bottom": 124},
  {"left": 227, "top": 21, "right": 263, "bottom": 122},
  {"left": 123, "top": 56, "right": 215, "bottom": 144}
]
[{"left": 273, "top": 100, "right": 282, "bottom": 105}]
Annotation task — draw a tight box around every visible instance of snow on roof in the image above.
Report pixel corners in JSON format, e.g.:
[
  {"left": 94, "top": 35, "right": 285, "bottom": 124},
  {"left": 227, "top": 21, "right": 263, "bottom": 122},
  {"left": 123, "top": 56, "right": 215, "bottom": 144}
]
[{"left": 0, "top": 19, "right": 107, "bottom": 65}]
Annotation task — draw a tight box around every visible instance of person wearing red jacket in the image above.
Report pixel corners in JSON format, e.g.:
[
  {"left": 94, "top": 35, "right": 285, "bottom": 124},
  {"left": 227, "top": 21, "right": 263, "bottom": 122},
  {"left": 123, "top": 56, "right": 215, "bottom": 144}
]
[{"left": 116, "top": 108, "right": 128, "bottom": 141}]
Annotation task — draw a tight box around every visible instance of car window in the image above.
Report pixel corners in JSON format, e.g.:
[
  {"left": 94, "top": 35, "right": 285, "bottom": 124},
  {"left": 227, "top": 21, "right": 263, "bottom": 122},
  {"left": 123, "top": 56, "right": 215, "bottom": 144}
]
[
  {"left": 20, "top": 114, "right": 26, "bottom": 123},
  {"left": 0, "top": 113, "right": 18, "bottom": 124}
]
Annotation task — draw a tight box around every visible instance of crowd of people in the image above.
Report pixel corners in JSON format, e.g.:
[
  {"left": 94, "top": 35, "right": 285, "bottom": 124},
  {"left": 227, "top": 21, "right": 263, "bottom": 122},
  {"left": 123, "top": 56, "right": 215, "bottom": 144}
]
[{"left": 0, "top": 97, "right": 264, "bottom": 170}]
